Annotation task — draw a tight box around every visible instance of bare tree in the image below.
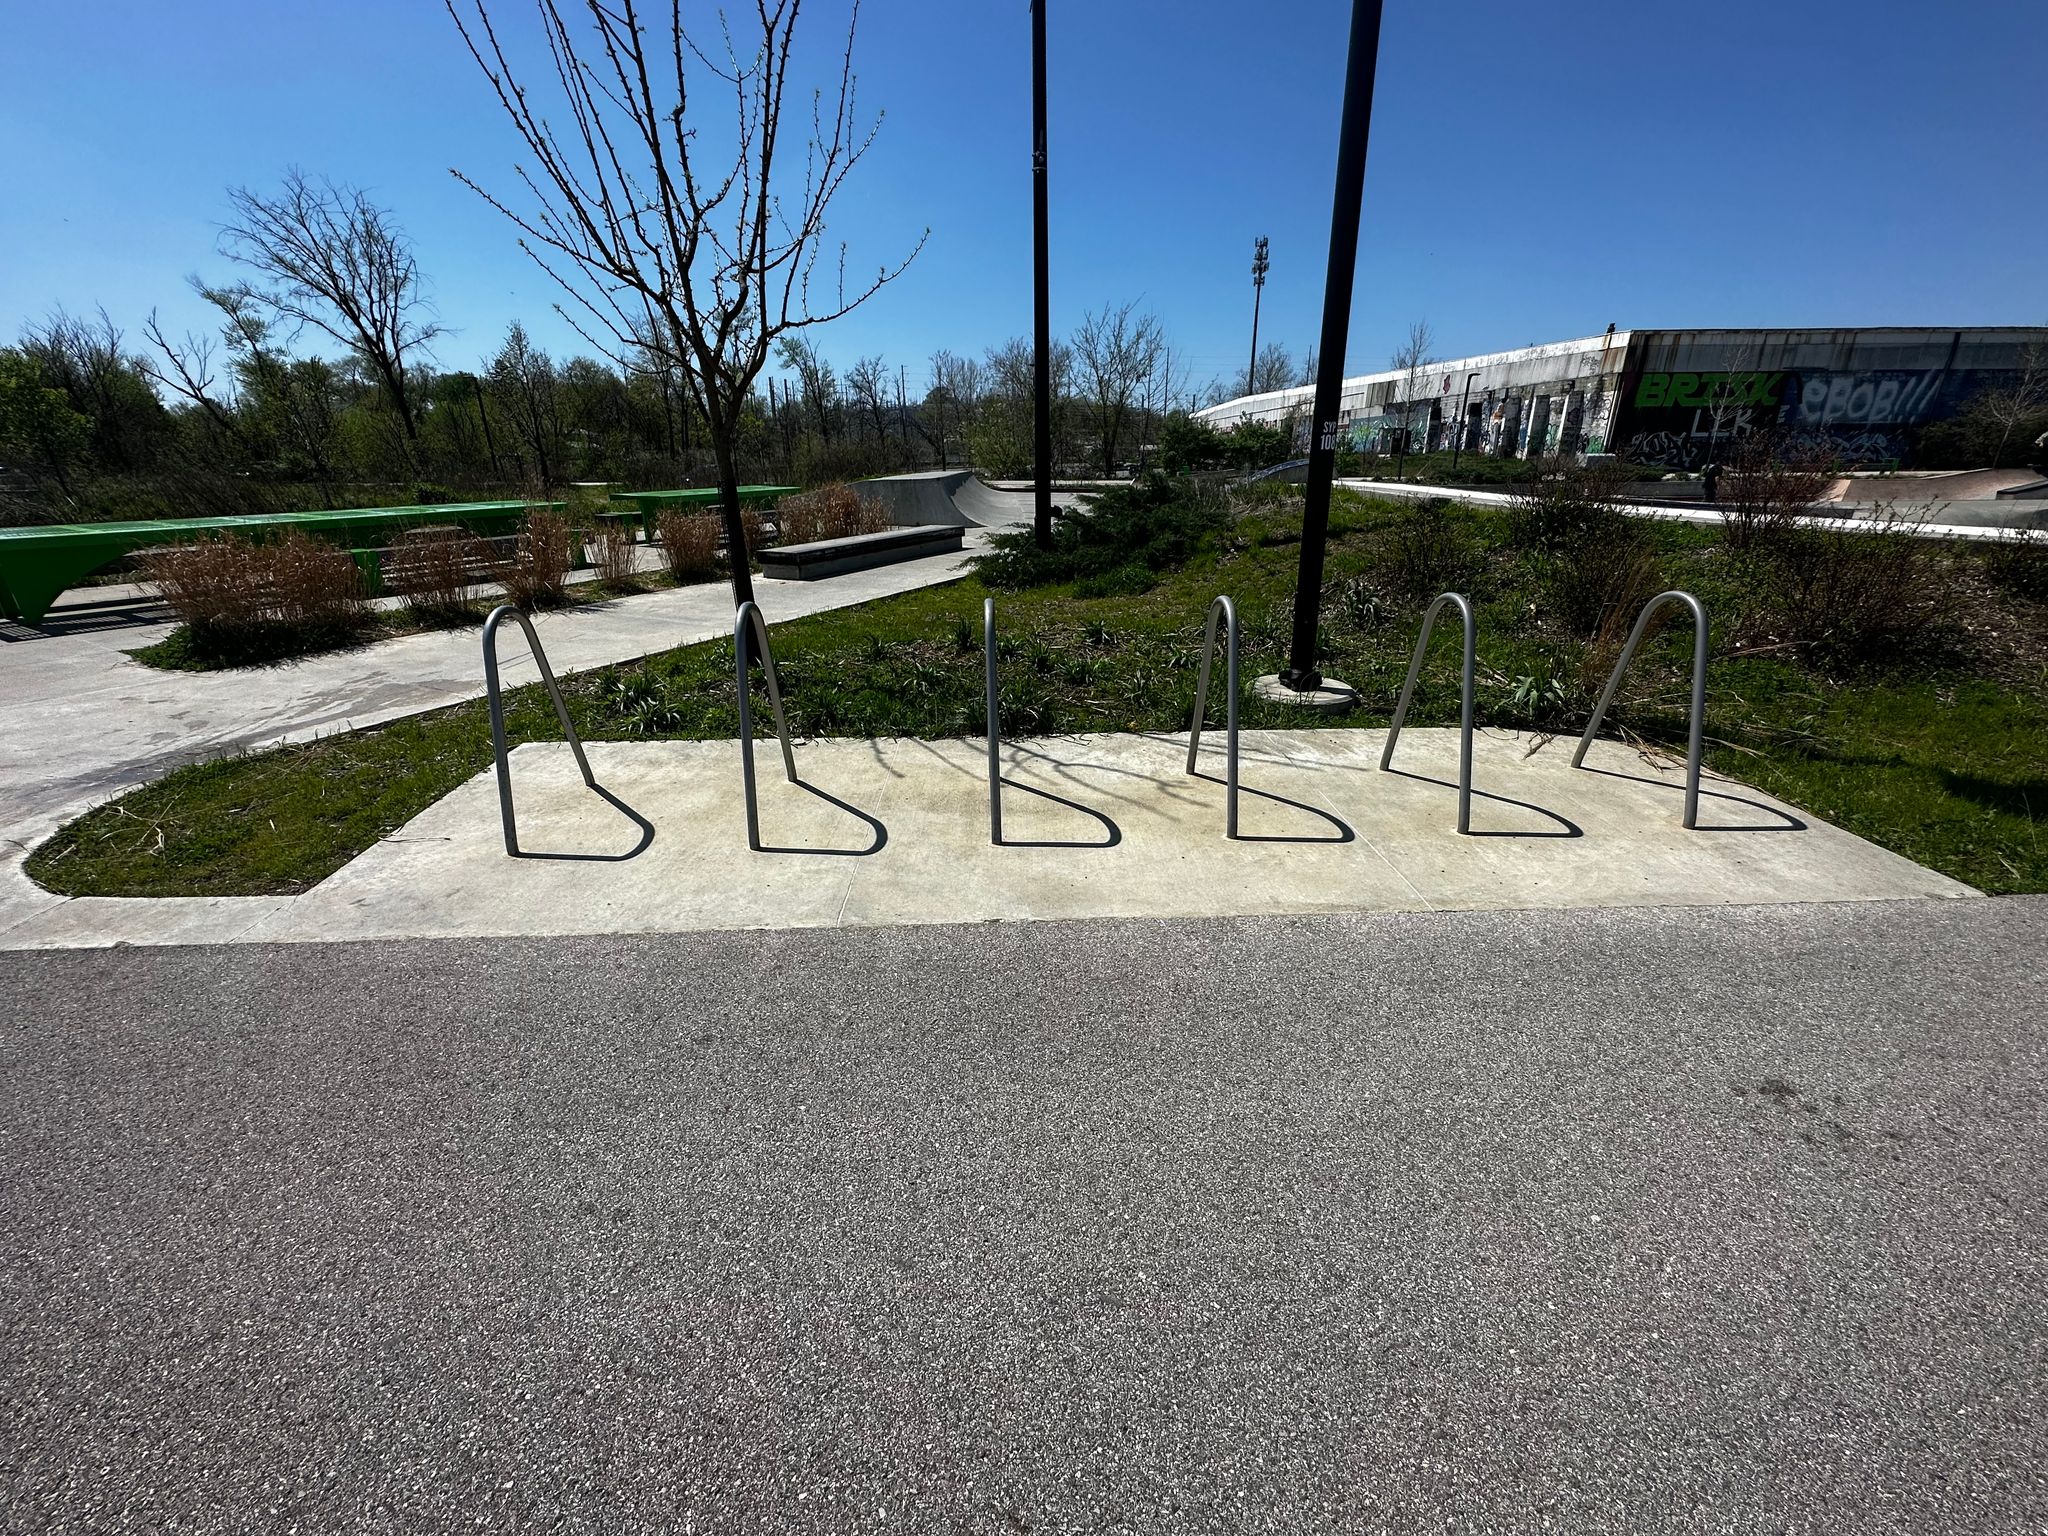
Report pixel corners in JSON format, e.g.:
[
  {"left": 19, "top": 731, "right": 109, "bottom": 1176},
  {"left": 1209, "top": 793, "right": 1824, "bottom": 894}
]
[
  {"left": 1389, "top": 319, "right": 1436, "bottom": 476},
  {"left": 489, "top": 322, "right": 563, "bottom": 485},
  {"left": 922, "top": 348, "right": 980, "bottom": 469},
  {"left": 1969, "top": 339, "right": 2048, "bottom": 468},
  {"left": 1237, "top": 341, "right": 1293, "bottom": 397},
  {"left": 220, "top": 170, "right": 442, "bottom": 461},
  {"left": 446, "top": 0, "right": 926, "bottom": 605},
  {"left": 846, "top": 354, "right": 889, "bottom": 443},
  {"left": 1072, "top": 303, "right": 1164, "bottom": 476},
  {"left": 141, "top": 309, "right": 245, "bottom": 447},
  {"left": 776, "top": 335, "right": 838, "bottom": 443}
]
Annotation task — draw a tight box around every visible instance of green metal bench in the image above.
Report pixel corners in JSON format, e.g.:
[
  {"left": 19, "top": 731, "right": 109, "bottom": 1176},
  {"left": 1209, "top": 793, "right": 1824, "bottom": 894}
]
[{"left": 0, "top": 501, "right": 562, "bottom": 625}]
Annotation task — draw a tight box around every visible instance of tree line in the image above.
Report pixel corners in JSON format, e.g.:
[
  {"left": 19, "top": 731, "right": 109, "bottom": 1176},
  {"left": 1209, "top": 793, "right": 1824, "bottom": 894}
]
[{"left": 0, "top": 173, "right": 1249, "bottom": 526}]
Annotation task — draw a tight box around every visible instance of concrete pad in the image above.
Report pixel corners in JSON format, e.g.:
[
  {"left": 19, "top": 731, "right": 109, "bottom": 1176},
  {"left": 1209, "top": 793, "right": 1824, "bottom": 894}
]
[
  {"left": 225, "top": 727, "right": 1972, "bottom": 949},
  {"left": 1, "top": 894, "right": 293, "bottom": 950}
]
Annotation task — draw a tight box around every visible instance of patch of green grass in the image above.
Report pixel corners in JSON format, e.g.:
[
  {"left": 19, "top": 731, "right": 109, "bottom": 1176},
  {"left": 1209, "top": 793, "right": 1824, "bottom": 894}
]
[{"left": 29, "top": 488, "right": 2048, "bottom": 897}]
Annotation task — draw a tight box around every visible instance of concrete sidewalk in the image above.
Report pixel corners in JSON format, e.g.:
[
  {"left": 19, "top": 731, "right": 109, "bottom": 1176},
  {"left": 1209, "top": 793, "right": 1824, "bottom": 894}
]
[
  {"left": 0, "top": 727, "right": 1973, "bottom": 950},
  {"left": 0, "top": 544, "right": 983, "bottom": 939}
]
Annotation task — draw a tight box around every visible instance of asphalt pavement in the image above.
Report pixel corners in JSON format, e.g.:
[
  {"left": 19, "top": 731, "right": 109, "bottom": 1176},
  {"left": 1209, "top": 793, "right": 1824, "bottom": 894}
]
[{"left": 4, "top": 897, "right": 2045, "bottom": 1533}]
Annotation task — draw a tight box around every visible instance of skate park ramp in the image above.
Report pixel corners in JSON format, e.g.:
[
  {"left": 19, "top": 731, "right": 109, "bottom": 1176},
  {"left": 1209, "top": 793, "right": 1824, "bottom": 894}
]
[{"left": 858, "top": 470, "right": 1086, "bottom": 529}]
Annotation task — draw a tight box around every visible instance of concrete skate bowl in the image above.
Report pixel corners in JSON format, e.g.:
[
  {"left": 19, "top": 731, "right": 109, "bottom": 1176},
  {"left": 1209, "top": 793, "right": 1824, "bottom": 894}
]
[{"left": 857, "top": 471, "right": 1086, "bottom": 530}]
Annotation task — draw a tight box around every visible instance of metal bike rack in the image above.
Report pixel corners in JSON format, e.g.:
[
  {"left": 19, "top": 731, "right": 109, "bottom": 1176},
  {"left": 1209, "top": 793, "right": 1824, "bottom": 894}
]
[
  {"left": 1184, "top": 595, "right": 1240, "bottom": 838},
  {"left": 1572, "top": 589, "right": 1708, "bottom": 829},
  {"left": 984, "top": 597, "right": 1003, "bottom": 844},
  {"left": 1380, "top": 591, "right": 1477, "bottom": 834},
  {"left": 734, "top": 600, "right": 799, "bottom": 851},
  {"left": 482, "top": 602, "right": 595, "bottom": 856}
]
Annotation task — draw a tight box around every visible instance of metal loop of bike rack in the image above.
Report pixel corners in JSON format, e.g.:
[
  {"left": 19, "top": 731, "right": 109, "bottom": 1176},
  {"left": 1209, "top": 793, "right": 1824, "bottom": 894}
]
[
  {"left": 1380, "top": 591, "right": 1477, "bottom": 834},
  {"left": 1184, "top": 595, "right": 1240, "bottom": 839},
  {"left": 482, "top": 602, "right": 596, "bottom": 857},
  {"left": 984, "top": 597, "right": 1003, "bottom": 845},
  {"left": 1572, "top": 589, "right": 1708, "bottom": 829},
  {"left": 734, "top": 600, "right": 799, "bottom": 851}
]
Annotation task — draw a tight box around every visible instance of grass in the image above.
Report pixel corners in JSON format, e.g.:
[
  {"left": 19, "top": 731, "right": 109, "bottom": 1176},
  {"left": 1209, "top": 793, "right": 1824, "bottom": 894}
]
[{"left": 27, "top": 488, "right": 2048, "bottom": 898}]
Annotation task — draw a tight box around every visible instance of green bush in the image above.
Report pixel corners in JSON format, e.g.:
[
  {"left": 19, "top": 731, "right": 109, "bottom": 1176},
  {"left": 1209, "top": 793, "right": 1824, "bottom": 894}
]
[{"left": 973, "top": 473, "right": 1229, "bottom": 591}]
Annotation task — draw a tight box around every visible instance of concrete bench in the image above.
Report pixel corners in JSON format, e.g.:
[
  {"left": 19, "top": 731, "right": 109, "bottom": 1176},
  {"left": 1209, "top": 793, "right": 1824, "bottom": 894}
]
[{"left": 759, "top": 524, "right": 964, "bottom": 580}]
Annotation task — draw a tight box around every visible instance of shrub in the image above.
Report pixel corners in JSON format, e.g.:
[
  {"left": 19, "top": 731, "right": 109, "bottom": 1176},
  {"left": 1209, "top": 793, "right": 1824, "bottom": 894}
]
[
  {"left": 654, "top": 510, "right": 720, "bottom": 581},
  {"left": 590, "top": 522, "right": 641, "bottom": 588},
  {"left": 385, "top": 526, "right": 488, "bottom": 623},
  {"left": 1159, "top": 415, "right": 1229, "bottom": 473},
  {"left": 778, "top": 483, "right": 892, "bottom": 545},
  {"left": 140, "top": 531, "right": 369, "bottom": 662},
  {"left": 1380, "top": 498, "right": 1479, "bottom": 603},
  {"left": 1757, "top": 514, "right": 1955, "bottom": 664},
  {"left": 973, "top": 472, "right": 1230, "bottom": 591},
  {"left": 1716, "top": 436, "right": 1834, "bottom": 551},
  {"left": 497, "top": 507, "right": 572, "bottom": 608},
  {"left": 1506, "top": 458, "right": 1662, "bottom": 637},
  {"left": 1983, "top": 532, "right": 2048, "bottom": 603}
]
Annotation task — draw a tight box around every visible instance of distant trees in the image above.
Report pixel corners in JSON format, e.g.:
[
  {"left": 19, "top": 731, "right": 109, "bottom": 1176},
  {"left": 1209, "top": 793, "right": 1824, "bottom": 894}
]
[
  {"left": 1072, "top": 302, "right": 1165, "bottom": 475},
  {"left": 1238, "top": 341, "right": 1294, "bottom": 397},
  {"left": 0, "top": 350, "right": 93, "bottom": 494}
]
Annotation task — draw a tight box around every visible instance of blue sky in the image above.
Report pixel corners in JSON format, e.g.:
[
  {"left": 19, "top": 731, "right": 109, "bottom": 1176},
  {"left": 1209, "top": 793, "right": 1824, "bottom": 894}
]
[{"left": 3, "top": 0, "right": 2043, "bottom": 401}]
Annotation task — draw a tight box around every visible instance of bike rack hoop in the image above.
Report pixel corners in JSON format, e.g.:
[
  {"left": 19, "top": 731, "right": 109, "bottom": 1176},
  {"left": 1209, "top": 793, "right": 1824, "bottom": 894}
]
[
  {"left": 1379, "top": 591, "right": 1476, "bottom": 834},
  {"left": 1572, "top": 589, "right": 1708, "bottom": 829},
  {"left": 735, "top": 600, "right": 799, "bottom": 851},
  {"left": 481, "top": 603, "right": 595, "bottom": 857},
  {"left": 984, "top": 597, "right": 1003, "bottom": 845},
  {"left": 1184, "top": 595, "right": 1240, "bottom": 839}
]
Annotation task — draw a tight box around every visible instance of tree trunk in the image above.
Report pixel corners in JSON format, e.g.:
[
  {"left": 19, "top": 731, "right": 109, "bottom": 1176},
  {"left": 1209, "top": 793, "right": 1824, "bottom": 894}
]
[{"left": 711, "top": 416, "right": 756, "bottom": 608}]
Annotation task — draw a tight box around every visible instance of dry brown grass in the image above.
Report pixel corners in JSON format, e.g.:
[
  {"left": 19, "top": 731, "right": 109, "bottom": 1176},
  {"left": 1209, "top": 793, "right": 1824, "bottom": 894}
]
[
  {"left": 497, "top": 507, "right": 573, "bottom": 608},
  {"left": 385, "top": 526, "right": 489, "bottom": 621},
  {"left": 655, "top": 510, "right": 721, "bottom": 580},
  {"left": 140, "top": 531, "right": 369, "bottom": 659},
  {"left": 778, "top": 483, "right": 891, "bottom": 545},
  {"left": 590, "top": 522, "right": 641, "bottom": 587}
]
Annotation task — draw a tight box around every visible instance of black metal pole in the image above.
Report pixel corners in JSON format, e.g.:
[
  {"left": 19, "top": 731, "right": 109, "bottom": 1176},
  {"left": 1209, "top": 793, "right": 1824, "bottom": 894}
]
[
  {"left": 1030, "top": 0, "right": 1054, "bottom": 549},
  {"left": 1248, "top": 285, "right": 1262, "bottom": 396},
  {"left": 1282, "top": 0, "right": 1384, "bottom": 691}
]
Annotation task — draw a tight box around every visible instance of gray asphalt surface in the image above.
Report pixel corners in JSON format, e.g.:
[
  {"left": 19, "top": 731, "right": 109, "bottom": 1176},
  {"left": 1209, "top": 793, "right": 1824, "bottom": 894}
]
[{"left": 3, "top": 898, "right": 2045, "bottom": 1533}]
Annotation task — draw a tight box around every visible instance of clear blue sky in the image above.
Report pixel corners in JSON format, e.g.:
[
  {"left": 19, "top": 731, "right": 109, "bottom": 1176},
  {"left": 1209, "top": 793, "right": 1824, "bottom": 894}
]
[{"left": 3, "top": 0, "right": 2043, "bottom": 401}]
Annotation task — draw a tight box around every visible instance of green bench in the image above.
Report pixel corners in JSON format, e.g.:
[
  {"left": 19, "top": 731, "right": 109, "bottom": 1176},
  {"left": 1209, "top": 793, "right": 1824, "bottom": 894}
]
[{"left": 0, "top": 501, "right": 563, "bottom": 625}]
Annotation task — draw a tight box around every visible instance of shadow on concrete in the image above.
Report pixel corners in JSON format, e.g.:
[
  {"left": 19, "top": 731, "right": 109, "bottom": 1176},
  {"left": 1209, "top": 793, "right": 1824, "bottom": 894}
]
[
  {"left": 1381, "top": 767, "right": 1583, "bottom": 839},
  {"left": 996, "top": 778, "right": 1122, "bottom": 849},
  {"left": 1190, "top": 771, "right": 1356, "bottom": 844},
  {"left": 512, "top": 782, "right": 657, "bottom": 862},
  {"left": 757, "top": 778, "right": 889, "bottom": 857},
  {"left": 1578, "top": 764, "right": 1807, "bottom": 832}
]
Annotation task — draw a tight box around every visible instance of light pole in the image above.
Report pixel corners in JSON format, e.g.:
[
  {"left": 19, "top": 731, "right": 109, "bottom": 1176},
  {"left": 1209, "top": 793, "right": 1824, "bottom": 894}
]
[
  {"left": 1451, "top": 370, "right": 1479, "bottom": 471},
  {"left": 1030, "top": 0, "right": 1053, "bottom": 549},
  {"left": 1276, "top": 0, "right": 1385, "bottom": 698},
  {"left": 1248, "top": 235, "right": 1269, "bottom": 395}
]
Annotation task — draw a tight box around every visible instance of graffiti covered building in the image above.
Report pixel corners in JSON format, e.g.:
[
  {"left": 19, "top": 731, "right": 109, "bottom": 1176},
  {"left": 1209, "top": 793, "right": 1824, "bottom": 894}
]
[{"left": 1192, "top": 327, "right": 2048, "bottom": 468}]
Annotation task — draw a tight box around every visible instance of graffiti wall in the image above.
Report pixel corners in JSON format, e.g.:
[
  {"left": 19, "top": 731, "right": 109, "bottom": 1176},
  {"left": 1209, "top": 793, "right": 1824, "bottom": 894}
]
[
  {"left": 1611, "top": 367, "right": 1976, "bottom": 467},
  {"left": 1611, "top": 331, "right": 2042, "bottom": 469}
]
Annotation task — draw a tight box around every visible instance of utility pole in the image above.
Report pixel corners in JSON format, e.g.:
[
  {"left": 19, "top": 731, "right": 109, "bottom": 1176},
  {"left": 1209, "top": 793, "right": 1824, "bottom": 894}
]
[
  {"left": 1279, "top": 0, "right": 1385, "bottom": 695},
  {"left": 1248, "top": 235, "right": 1270, "bottom": 395},
  {"left": 1451, "top": 370, "right": 1479, "bottom": 471},
  {"left": 1030, "top": 0, "right": 1054, "bottom": 549}
]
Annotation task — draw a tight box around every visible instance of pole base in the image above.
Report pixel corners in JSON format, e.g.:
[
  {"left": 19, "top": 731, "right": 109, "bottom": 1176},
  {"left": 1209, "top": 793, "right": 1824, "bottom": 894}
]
[{"left": 1254, "top": 673, "right": 1359, "bottom": 712}]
